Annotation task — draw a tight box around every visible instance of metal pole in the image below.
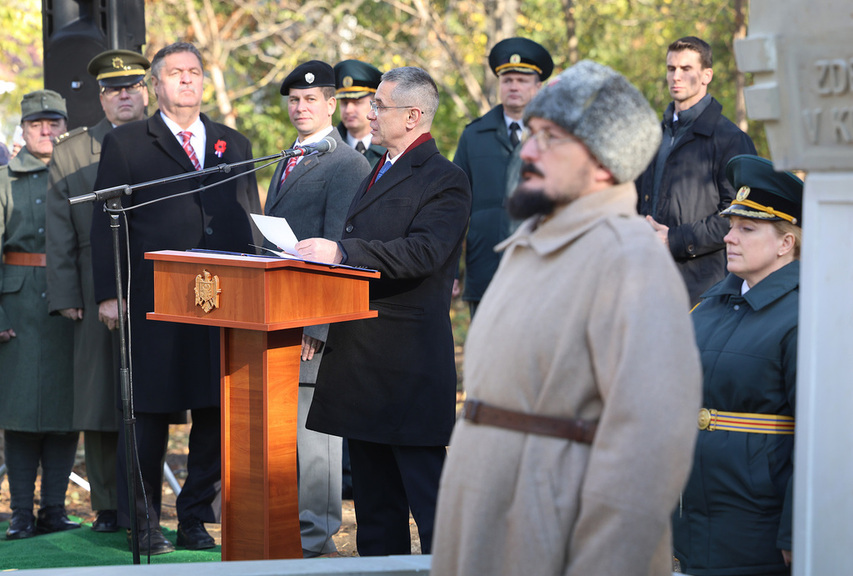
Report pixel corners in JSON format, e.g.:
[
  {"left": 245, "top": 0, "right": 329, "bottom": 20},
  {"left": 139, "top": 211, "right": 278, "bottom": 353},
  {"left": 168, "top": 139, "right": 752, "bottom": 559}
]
[{"left": 107, "top": 199, "right": 140, "bottom": 564}]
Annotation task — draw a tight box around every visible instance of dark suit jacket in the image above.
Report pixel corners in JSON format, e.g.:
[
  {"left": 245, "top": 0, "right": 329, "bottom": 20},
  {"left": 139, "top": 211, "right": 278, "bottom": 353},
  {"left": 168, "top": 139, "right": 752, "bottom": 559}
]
[
  {"left": 264, "top": 129, "right": 370, "bottom": 384},
  {"left": 306, "top": 136, "right": 472, "bottom": 446},
  {"left": 90, "top": 111, "right": 261, "bottom": 413}
]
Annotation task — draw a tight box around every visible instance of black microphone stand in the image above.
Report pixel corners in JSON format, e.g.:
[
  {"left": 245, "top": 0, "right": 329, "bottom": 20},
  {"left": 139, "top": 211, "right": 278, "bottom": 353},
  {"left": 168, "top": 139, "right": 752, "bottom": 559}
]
[{"left": 106, "top": 192, "right": 141, "bottom": 564}]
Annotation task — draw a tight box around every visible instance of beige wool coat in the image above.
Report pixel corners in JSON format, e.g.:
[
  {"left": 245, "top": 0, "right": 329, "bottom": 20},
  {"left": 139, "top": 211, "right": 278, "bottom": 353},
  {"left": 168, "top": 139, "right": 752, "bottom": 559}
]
[{"left": 432, "top": 182, "right": 702, "bottom": 576}]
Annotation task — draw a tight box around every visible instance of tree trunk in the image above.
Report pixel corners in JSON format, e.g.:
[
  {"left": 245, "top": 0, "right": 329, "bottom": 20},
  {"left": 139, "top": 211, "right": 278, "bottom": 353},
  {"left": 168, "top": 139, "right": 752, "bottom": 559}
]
[
  {"left": 562, "top": 0, "right": 578, "bottom": 65},
  {"left": 733, "top": 0, "right": 748, "bottom": 131}
]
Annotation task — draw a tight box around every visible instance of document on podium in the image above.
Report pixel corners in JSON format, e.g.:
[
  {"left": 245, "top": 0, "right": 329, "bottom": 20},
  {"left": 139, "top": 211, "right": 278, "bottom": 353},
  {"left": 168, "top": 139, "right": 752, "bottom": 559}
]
[{"left": 250, "top": 213, "right": 300, "bottom": 258}]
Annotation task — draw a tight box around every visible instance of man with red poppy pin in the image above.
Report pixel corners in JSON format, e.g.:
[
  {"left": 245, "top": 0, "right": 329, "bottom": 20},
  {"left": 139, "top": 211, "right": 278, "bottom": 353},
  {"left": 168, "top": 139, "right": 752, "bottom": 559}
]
[{"left": 90, "top": 42, "right": 261, "bottom": 555}]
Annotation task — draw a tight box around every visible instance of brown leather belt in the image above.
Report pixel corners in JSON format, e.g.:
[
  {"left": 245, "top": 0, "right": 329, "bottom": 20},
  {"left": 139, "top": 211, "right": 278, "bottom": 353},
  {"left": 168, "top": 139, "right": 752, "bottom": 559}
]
[
  {"left": 3, "top": 252, "right": 46, "bottom": 267},
  {"left": 462, "top": 399, "right": 597, "bottom": 444}
]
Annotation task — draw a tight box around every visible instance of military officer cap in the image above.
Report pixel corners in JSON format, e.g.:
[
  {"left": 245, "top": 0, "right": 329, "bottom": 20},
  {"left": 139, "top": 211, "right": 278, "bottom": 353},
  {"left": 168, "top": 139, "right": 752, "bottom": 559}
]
[
  {"left": 21, "top": 89, "right": 68, "bottom": 122},
  {"left": 489, "top": 37, "right": 554, "bottom": 81},
  {"left": 280, "top": 60, "right": 336, "bottom": 95},
  {"left": 722, "top": 155, "right": 804, "bottom": 226},
  {"left": 87, "top": 49, "right": 150, "bottom": 87},
  {"left": 334, "top": 60, "right": 382, "bottom": 100}
]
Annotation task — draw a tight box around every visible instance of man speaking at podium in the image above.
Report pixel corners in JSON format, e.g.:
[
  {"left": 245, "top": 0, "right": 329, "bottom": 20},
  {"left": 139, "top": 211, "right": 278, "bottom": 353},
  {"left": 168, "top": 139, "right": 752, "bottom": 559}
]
[{"left": 89, "top": 42, "right": 261, "bottom": 555}]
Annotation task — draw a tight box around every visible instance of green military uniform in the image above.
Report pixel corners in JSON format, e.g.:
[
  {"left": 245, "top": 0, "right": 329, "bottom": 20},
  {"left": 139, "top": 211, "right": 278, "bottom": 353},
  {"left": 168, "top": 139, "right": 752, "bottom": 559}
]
[
  {"left": 0, "top": 146, "right": 75, "bottom": 432},
  {"left": 46, "top": 118, "right": 120, "bottom": 513},
  {"left": 334, "top": 59, "right": 386, "bottom": 169},
  {"left": 43, "top": 48, "right": 150, "bottom": 527},
  {"left": 454, "top": 38, "right": 553, "bottom": 308}
]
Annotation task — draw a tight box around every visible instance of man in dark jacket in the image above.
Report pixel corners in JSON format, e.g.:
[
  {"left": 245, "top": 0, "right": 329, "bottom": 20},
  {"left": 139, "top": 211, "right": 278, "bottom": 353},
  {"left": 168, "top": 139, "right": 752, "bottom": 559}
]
[
  {"left": 294, "top": 67, "right": 472, "bottom": 556},
  {"left": 90, "top": 42, "right": 261, "bottom": 555},
  {"left": 454, "top": 38, "right": 553, "bottom": 315},
  {"left": 636, "top": 36, "right": 756, "bottom": 305}
]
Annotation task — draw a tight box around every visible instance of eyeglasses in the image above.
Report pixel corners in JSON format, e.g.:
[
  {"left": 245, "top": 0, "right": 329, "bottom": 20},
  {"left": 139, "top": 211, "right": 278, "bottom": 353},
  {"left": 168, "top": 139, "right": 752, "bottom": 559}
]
[
  {"left": 521, "top": 128, "right": 577, "bottom": 152},
  {"left": 100, "top": 82, "right": 146, "bottom": 96},
  {"left": 369, "top": 101, "right": 415, "bottom": 114}
]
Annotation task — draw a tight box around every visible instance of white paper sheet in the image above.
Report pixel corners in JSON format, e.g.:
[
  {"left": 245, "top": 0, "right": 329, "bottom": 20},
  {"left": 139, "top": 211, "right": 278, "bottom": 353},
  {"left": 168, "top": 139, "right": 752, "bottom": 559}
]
[{"left": 250, "top": 213, "right": 300, "bottom": 258}]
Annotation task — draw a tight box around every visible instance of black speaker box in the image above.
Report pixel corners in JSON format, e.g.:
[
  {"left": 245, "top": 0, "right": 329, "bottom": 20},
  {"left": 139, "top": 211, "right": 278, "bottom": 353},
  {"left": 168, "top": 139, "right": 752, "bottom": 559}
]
[{"left": 42, "top": 0, "right": 146, "bottom": 129}]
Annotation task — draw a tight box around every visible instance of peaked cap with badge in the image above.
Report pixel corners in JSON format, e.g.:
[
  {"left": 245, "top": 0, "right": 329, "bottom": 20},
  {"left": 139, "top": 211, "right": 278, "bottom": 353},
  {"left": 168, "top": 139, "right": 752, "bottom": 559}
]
[
  {"left": 87, "top": 49, "right": 150, "bottom": 88},
  {"left": 334, "top": 60, "right": 382, "bottom": 100},
  {"left": 280, "top": 60, "right": 336, "bottom": 95},
  {"left": 488, "top": 37, "right": 554, "bottom": 81},
  {"left": 722, "top": 154, "right": 804, "bottom": 226},
  {"left": 21, "top": 89, "right": 68, "bottom": 122}
]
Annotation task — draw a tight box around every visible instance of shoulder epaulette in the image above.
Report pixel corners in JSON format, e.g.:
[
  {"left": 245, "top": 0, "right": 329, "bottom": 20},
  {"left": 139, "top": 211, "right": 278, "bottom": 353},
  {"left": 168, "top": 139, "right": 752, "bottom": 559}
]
[{"left": 55, "top": 126, "right": 88, "bottom": 146}]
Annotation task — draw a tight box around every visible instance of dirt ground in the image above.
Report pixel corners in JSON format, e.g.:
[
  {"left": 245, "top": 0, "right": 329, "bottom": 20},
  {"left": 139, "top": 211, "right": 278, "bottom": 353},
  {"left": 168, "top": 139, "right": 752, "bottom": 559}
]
[{"left": 0, "top": 423, "right": 425, "bottom": 557}]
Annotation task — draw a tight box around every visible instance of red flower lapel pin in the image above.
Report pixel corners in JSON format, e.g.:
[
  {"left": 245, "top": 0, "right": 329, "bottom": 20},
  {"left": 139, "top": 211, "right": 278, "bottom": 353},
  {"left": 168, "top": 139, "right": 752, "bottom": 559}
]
[{"left": 214, "top": 139, "right": 227, "bottom": 158}]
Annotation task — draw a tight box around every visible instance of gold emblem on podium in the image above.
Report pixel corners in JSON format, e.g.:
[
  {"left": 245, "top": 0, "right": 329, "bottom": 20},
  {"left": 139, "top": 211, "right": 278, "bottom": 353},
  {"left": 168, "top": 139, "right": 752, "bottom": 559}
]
[{"left": 194, "top": 269, "right": 221, "bottom": 313}]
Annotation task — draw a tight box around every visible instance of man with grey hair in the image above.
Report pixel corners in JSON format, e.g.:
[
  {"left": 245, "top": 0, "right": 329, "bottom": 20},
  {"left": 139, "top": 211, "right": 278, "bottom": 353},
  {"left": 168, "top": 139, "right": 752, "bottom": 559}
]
[
  {"left": 90, "top": 41, "right": 261, "bottom": 555},
  {"left": 295, "top": 66, "right": 472, "bottom": 556},
  {"left": 431, "top": 60, "right": 702, "bottom": 575}
]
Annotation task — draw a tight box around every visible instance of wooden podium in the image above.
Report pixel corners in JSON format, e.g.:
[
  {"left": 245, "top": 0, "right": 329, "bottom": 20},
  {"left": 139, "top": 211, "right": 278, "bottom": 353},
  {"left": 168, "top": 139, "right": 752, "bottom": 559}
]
[{"left": 144, "top": 250, "right": 378, "bottom": 561}]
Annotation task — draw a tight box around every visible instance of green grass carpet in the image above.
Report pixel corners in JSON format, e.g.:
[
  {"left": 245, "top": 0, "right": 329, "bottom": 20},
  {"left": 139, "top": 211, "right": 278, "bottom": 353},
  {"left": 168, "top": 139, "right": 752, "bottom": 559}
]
[{"left": 0, "top": 517, "right": 221, "bottom": 570}]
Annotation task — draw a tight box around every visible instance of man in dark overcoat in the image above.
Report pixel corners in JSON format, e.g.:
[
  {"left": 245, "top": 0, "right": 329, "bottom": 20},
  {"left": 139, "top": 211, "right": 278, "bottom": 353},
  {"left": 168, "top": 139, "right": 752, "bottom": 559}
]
[
  {"left": 636, "top": 36, "right": 756, "bottom": 305},
  {"left": 334, "top": 59, "right": 386, "bottom": 169},
  {"left": 295, "top": 66, "right": 472, "bottom": 556},
  {"left": 453, "top": 38, "right": 552, "bottom": 315},
  {"left": 265, "top": 60, "right": 370, "bottom": 557},
  {"left": 46, "top": 49, "right": 151, "bottom": 534},
  {"left": 89, "top": 42, "right": 261, "bottom": 555}
]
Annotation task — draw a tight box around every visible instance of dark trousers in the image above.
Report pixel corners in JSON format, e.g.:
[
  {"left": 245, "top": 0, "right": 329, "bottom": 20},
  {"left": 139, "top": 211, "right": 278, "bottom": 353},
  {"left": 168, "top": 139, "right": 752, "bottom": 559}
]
[
  {"left": 348, "top": 439, "right": 446, "bottom": 556},
  {"left": 83, "top": 430, "right": 119, "bottom": 511},
  {"left": 116, "top": 407, "right": 220, "bottom": 530},
  {"left": 4, "top": 430, "right": 79, "bottom": 510}
]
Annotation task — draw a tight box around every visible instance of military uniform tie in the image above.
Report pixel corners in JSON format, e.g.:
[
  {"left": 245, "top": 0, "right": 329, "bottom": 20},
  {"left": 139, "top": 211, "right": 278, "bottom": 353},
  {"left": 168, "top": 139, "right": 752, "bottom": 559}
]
[{"left": 509, "top": 122, "right": 521, "bottom": 147}]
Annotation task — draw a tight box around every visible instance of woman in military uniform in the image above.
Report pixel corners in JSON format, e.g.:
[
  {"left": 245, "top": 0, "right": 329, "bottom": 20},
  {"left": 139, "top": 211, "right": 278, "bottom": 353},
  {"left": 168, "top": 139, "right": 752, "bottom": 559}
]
[
  {"left": 0, "top": 91, "right": 79, "bottom": 540},
  {"left": 673, "top": 154, "right": 803, "bottom": 575}
]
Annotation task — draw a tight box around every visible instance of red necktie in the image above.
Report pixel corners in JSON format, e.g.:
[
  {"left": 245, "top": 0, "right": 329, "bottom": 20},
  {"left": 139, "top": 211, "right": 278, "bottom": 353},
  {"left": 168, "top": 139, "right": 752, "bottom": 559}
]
[
  {"left": 179, "top": 131, "right": 202, "bottom": 171},
  {"left": 279, "top": 157, "right": 298, "bottom": 186}
]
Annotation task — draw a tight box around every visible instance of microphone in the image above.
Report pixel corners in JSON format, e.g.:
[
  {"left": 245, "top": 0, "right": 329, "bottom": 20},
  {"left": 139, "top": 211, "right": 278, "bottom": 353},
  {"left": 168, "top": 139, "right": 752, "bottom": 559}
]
[
  {"left": 284, "top": 135, "right": 337, "bottom": 157},
  {"left": 70, "top": 136, "right": 338, "bottom": 206}
]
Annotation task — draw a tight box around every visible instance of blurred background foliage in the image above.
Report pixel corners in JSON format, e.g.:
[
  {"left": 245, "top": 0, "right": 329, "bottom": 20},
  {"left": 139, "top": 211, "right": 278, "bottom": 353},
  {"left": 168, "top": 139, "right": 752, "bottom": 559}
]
[{"left": 2, "top": 0, "right": 764, "bottom": 182}]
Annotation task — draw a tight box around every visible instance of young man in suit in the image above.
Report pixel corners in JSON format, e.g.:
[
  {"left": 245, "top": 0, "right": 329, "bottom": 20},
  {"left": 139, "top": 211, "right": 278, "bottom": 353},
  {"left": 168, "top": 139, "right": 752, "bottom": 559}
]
[
  {"left": 295, "top": 66, "right": 472, "bottom": 556},
  {"left": 90, "top": 42, "right": 261, "bottom": 555},
  {"left": 265, "top": 59, "right": 370, "bottom": 557}
]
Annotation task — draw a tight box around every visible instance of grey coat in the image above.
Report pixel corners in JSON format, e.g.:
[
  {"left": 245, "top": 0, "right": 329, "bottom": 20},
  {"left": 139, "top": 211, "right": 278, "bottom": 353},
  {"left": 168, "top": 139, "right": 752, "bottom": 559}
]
[
  {"left": 46, "top": 118, "right": 120, "bottom": 431},
  {"left": 0, "top": 147, "right": 75, "bottom": 432},
  {"left": 432, "top": 183, "right": 702, "bottom": 576},
  {"left": 264, "top": 129, "right": 370, "bottom": 384}
]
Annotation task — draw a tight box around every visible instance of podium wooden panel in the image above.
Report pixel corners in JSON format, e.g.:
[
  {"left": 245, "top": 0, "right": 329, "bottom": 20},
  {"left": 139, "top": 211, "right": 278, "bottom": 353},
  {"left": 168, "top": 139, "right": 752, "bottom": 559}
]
[{"left": 145, "top": 250, "right": 378, "bottom": 561}]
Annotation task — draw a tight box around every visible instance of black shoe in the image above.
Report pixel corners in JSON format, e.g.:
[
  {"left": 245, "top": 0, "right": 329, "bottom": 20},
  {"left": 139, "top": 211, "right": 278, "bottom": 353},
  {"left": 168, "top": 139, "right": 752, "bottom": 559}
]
[
  {"left": 127, "top": 526, "right": 175, "bottom": 555},
  {"left": 5, "top": 509, "right": 36, "bottom": 540},
  {"left": 92, "top": 509, "right": 118, "bottom": 533},
  {"left": 36, "top": 506, "right": 81, "bottom": 534},
  {"left": 176, "top": 518, "right": 215, "bottom": 550}
]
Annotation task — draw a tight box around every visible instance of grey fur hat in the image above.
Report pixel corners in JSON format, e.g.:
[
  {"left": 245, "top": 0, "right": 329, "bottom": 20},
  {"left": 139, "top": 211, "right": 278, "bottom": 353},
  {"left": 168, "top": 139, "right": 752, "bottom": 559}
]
[{"left": 523, "top": 60, "right": 661, "bottom": 183}]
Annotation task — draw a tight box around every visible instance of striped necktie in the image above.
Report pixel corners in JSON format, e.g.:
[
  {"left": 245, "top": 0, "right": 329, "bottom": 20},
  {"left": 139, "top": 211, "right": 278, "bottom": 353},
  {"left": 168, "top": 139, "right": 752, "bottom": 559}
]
[
  {"left": 279, "top": 157, "right": 298, "bottom": 186},
  {"left": 178, "top": 131, "right": 202, "bottom": 171}
]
